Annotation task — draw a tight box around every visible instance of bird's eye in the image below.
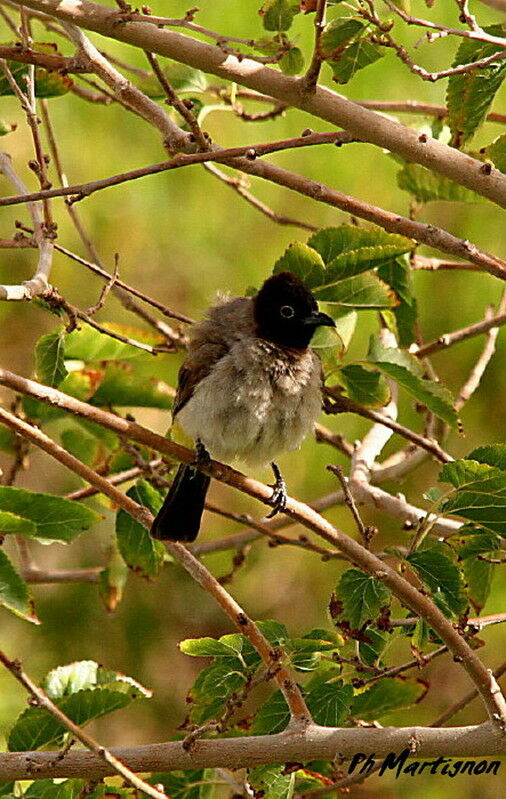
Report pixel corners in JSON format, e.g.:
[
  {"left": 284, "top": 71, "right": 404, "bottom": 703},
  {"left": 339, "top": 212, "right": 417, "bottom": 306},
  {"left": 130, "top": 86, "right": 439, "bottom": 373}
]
[{"left": 280, "top": 305, "right": 295, "bottom": 319}]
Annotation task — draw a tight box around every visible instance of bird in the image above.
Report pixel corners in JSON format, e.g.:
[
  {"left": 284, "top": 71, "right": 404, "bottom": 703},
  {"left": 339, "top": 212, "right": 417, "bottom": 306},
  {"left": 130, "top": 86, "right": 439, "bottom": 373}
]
[{"left": 151, "top": 271, "right": 335, "bottom": 543}]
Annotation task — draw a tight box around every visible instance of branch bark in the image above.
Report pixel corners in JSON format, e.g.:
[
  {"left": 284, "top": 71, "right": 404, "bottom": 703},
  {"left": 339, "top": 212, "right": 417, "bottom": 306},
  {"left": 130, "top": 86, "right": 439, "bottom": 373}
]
[
  {"left": 6, "top": 0, "right": 506, "bottom": 207},
  {"left": 0, "top": 369, "right": 505, "bottom": 727},
  {"left": 0, "top": 723, "right": 504, "bottom": 781}
]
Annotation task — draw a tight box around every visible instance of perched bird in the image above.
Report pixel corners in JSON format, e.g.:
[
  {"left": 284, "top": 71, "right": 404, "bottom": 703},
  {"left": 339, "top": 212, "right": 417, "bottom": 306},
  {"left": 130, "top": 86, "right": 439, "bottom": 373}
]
[{"left": 151, "top": 271, "right": 335, "bottom": 542}]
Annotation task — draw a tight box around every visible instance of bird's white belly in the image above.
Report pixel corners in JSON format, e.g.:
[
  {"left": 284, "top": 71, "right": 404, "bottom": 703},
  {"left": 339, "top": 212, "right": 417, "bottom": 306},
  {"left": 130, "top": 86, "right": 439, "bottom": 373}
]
[{"left": 176, "top": 344, "right": 322, "bottom": 466}]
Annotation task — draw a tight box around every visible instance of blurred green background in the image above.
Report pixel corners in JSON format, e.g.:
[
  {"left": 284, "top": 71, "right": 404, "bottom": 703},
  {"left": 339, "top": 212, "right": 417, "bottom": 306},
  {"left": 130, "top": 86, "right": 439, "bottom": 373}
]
[{"left": 0, "top": 1, "right": 505, "bottom": 796}]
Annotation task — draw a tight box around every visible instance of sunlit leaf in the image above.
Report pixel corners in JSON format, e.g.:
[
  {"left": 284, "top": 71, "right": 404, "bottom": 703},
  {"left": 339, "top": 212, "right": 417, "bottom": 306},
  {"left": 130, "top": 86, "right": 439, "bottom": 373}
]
[
  {"left": 335, "top": 569, "right": 391, "bottom": 630},
  {"left": 0, "top": 549, "right": 37, "bottom": 623},
  {"left": 446, "top": 25, "right": 506, "bottom": 146},
  {"left": 407, "top": 545, "right": 466, "bottom": 617},
  {"left": 0, "top": 487, "right": 100, "bottom": 542},
  {"left": 259, "top": 0, "right": 298, "bottom": 31},
  {"left": 249, "top": 765, "right": 295, "bottom": 799},
  {"left": 328, "top": 39, "right": 383, "bottom": 84},
  {"left": 337, "top": 364, "right": 390, "bottom": 407},
  {"left": 115, "top": 481, "right": 165, "bottom": 577},
  {"left": 351, "top": 677, "right": 427, "bottom": 720},
  {"left": 306, "top": 681, "right": 354, "bottom": 726},
  {"left": 35, "top": 329, "right": 68, "bottom": 387}
]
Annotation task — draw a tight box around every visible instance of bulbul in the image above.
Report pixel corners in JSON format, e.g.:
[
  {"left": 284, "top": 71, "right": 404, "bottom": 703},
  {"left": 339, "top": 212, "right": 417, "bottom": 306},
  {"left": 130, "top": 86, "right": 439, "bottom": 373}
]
[{"left": 151, "top": 271, "right": 335, "bottom": 542}]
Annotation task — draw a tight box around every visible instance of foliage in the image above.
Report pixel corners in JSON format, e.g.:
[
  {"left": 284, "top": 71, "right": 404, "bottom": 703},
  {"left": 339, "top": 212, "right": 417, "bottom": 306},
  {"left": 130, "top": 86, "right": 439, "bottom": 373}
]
[{"left": 0, "top": 1, "right": 505, "bottom": 798}]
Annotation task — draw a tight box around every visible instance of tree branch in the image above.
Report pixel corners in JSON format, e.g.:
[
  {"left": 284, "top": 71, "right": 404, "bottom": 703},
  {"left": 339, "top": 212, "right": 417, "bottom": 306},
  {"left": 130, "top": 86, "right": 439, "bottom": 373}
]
[
  {"left": 6, "top": 0, "right": 506, "bottom": 207},
  {"left": 0, "top": 370, "right": 504, "bottom": 726}
]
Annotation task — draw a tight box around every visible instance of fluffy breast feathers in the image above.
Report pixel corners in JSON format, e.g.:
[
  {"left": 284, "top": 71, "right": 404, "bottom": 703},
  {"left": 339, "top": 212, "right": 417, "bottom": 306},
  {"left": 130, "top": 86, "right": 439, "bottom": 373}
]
[{"left": 174, "top": 295, "right": 324, "bottom": 466}]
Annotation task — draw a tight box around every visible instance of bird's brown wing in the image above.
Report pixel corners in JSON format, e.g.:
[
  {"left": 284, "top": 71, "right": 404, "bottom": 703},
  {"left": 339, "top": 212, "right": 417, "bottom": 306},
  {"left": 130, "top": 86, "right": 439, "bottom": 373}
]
[{"left": 172, "top": 341, "right": 228, "bottom": 417}]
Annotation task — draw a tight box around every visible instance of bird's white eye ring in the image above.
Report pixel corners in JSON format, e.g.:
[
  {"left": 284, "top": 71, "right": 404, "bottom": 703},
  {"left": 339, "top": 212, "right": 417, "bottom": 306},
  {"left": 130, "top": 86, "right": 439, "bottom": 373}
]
[{"left": 280, "top": 304, "right": 295, "bottom": 319}]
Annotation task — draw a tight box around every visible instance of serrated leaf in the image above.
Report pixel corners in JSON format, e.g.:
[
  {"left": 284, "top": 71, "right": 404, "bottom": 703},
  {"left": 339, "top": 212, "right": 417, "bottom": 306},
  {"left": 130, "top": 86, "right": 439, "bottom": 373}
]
[
  {"left": 462, "top": 554, "right": 495, "bottom": 614},
  {"left": 0, "top": 510, "right": 37, "bottom": 535},
  {"left": 397, "top": 162, "right": 480, "bottom": 203},
  {"left": 337, "top": 364, "right": 390, "bottom": 407},
  {"left": 35, "top": 329, "right": 68, "bottom": 387},
  {"left": 180, "top": 637, "right": 244, "bottom": 660},
  {"left": 367, "top": 336, "right": 458, "bottom": 427},
  {"left": 359, "top": 627, "right": 389, "bottom": 666},
  {"left": 252, "top": 689, "right": 290, "bottom": 734},
  {"left": 446, "top": 25, "right": 506, "bottom": 146},
  {"left": 189, "top": 662, "right": 246, "bottom": 724},
  {"left": 306, "top": 681, "right": 354, "bottom": 726},
  {"left": 315, "top": 271, "right": 396, "bottom": 308},
  {"left": 150, "top": 770, "right": 214, "bottom": 799},
  {"left": 64, "top": 324, "right": 162, "bottom": 361},
  {"left": 280, "top": 47, "right": 304, "bottom": 75},
  {"left": 249, "top": 765, "right": 295, "bottom": 799},
  {"left": 115, "top": 480, "right": 165, "bottom": 577},
  {"left": 42, "top": 660, "right": 150, "bottom": 700},
  {"left": 328, "top": 39, "right": 383, "bottom": 84},
  {"left": 378, "top": 258, "right": 417, "bottom": 346},
  {"left": 351, "top": 677, "right": 426, "bottom": 720},
  {"left": 321, "top": 18, "right": 364, "bottom": 55},
  {"left": 439, "top": 459, "right": 506, "bottom": 536},
  {"left": 335, "top": 569, "right": 391, "bottom": 630},
  {"left": 259, "top": 0, "right": 297, "bottom": 31},
  {"left": 23, "top": 780, "right": 81, "bottom": 799},
  {"left": 89, "top": 363, "right": 173, "bottom": 409},
  {"left": 0, "top": 487, "right": 100, "bottom": 542},
  {"left": 407, "top": 548, "right": 466, "bottom": 616},
  {"left": 0, "top": 548, "right": 37, "bottom": 623},
  {"left": 273, "top": 241, "right": 326, "bottom": 286},
  {"left": 486, "top": 134, "right": 506, "bottom": 174},
  {"left": 468, "top": 444, "right": 506, "bottom": 470},
  {"left": 307, "top": 226, "right": 413, "bottom": 273},
  {"left": 8, "top": 688, "right": 136, "bottom": 751}
]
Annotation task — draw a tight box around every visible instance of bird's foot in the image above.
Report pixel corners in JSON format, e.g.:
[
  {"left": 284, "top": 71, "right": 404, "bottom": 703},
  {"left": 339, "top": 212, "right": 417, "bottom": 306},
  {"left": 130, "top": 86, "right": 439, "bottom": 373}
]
[
  {"left": 266, "top": 462, "right": 287, "bottom": 518},
  {"left": 190, "top": 438, "right": 211, "bottom": 477}
]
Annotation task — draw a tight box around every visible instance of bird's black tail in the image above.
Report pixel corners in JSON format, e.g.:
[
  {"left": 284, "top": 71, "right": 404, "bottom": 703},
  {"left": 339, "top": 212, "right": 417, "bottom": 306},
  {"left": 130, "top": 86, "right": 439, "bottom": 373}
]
[{"left": 151, "top": 464, "right": 210, "bottom": 542}]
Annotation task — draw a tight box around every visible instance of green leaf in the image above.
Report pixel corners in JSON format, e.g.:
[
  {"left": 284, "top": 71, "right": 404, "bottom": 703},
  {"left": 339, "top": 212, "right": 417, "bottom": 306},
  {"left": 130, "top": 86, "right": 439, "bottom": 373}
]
[
  {"left": 315, "top": 272, "right": 396, "bottom": 308},
  {"left": 89, "top": 363, "right": 173, "bottom": 409},
  {"left": 137, "top": 63, "right": 207, "bottom": 97},
  {"left": 115, "top": 481, "right": 165, "bottom": 577},
  {"left": 273, "top": 241, "right": 326, "bottom": 286},
  {"left": 249, "top": 766, "right": 295, "bottom": 799},
  {"left": 377, "top": 258, "right": 417, "bottom": 346},
  {"left": 0, "top": 44, "right": 72, "bottom": 97},
  {"left": 8, "top": 661, "right": 150, "bottom": 750},
  {"left": 259, "top": 0, "right": 297, "bottom": 31},
  {"left": 468, "top": 444, "right": 506, "bottom": 470},
  {"left": 0, "top": 423, "right": 16, "bottom": 453},
  {"left": 337, "top": 364, "right": 390, "bottom": 407},
  {"left": 486, "top": 134, "right": 506, "bottom": 174},
  {"left": 0, "top": 487, "right": 100, "bottom": 542},
  {"left": 397, "top": 162, "right": 480, "bottom": 203},
  {"left": 0, "top": 548, "right": 37, "bottom": 623},
  {"left": 307, "top": 226, "right": 413, "bottom": 276},
  {"left": 23, "top": 780, "right": 83, "bottom": 799},
  {"left": 64, "top": 324, "right": 162, "bottom": 362},
  {"left": 35, "top": 329, "right": 68, "bottom": 387},
  {"left": 306, "top": 681, "right": 354, "bottom": 726},
  {"left": 439, "top": 458, "right": 506, "bottom": 536},
  {"left": 328, "top": 39, "right": 383, "bottom": 84},
  {"left": 9, "top": 689, "right": 135, "bottom": 751},
  {"left": 189, "top": 662, "right": 246, "bottom": 724},
  {"left": 359, "top": 627, "right": 389, "bottom": 666},
  {"left": 61, "top": 428, "right": 99, "bottom": 467},
  {"left": 0, "top": 510, "right": 37, "bottom": 536},
  {"left": 457, "top": 531, "right": 500, "bottom": 613},
  {"left": 180, "top": 637, "right": 245, "bottom": 660},
  {"left": 280, "top": 47, "right": 304, "bottom": 75},
  {"left": 407, "top": 547, "right": 466, "bottom": 616},
  {"left": 446, "top": 25, "right": 506, "bottom": 146},
  {"left": 150, "top": 770, "right": 215, "bottom": 799},
  {"left": 252, "top": 689, "right": 290, "bottom": 734},
  {"left": 321, "top": 18, "right": 364, "bottom": 55},
  {"left": 367, "top": 336, "right": 458, "bottom": 427},
  {"left": 335, "top": 569, "right": 391, "bottom": 630},
  {"left": 42, "top": 660, "right": 151, "bottom": 700},
  {"left": 351, "top": 677, "right": 426, "bottom": 720},
  {"left": 0, "top": 120, "right": 15, "bottom": 136}
]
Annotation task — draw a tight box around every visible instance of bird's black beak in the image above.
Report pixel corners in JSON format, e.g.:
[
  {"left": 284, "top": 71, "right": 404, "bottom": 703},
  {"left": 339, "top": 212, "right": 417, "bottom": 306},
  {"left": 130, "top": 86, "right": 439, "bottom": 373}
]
[{"left": 303, "top": 310, "right": 336, "bottom": 328}]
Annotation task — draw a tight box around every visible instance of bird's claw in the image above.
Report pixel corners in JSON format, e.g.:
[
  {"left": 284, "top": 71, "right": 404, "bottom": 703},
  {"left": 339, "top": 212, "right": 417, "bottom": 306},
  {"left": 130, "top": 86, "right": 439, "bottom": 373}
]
[
  {"left": 190, "top": 438, "right": 211, "bottom": 477},
  {"left": 266, "top": 462, "right": 287, "bottom": 518}
]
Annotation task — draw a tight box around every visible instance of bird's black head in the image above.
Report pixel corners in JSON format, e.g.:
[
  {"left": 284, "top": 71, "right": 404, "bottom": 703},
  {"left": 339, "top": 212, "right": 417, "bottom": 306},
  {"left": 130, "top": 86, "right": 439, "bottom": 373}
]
[{"left": 253, "top": 271, "right": 335, "bottom": 350}]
